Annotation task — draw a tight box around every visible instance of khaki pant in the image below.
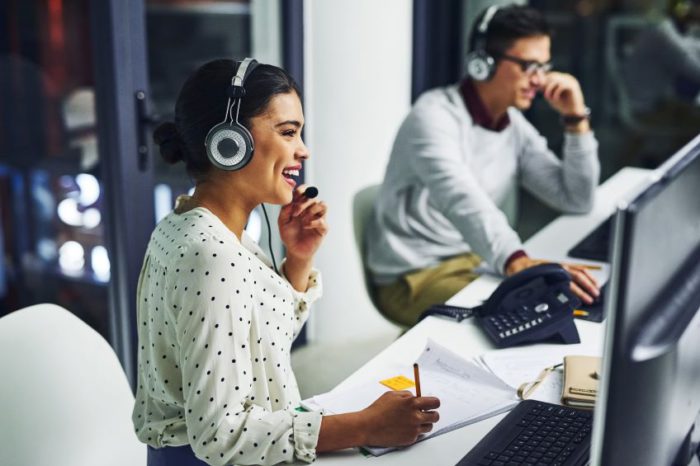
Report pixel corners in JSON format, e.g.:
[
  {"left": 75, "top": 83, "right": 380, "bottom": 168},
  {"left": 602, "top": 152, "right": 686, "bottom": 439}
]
[{"left": 375, "top": 253, "right": 481, "bottom": 327}]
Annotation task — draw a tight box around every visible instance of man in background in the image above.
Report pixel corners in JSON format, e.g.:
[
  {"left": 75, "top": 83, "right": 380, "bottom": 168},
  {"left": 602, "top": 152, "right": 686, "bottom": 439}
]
[
  {"left": 623, "top": 0, "right": 700, "bottom": 149},
  {"left": 367, "top": 4, "right": 601, "bottom": 326}
]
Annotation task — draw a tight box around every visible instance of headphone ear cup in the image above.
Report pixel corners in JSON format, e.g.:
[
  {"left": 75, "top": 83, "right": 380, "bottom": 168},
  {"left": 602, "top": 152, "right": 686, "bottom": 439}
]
[
  {"left": 205, "top": 122, "right": 254, "bottom": 171},
  {"left": 465, "top": 50, "right": 495, "bottom": 81}
]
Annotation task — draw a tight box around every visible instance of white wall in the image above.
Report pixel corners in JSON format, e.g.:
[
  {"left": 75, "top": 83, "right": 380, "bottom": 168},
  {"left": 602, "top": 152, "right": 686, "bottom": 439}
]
[{"left": 303, "top": 0, "right": 413, "bottom": 342}]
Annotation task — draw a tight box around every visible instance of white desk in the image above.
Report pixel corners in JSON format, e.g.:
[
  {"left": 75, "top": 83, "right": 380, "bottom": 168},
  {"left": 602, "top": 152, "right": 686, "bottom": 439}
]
[{"left": 312, "top": 167, "right": 652, "bottom": 465}]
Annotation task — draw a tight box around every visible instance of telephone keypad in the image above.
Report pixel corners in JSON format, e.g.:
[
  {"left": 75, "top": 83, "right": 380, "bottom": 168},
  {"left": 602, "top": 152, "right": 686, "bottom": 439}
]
[
  {"left": 482, "top": 302, "right": 566, "bottom": 347},
  {"left": 473, "top": 263, "right": 582, "bottom": 348}
]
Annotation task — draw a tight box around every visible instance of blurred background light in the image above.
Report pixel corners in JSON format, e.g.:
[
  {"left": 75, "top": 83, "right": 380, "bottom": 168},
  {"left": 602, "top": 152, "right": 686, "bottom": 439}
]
[{"left": 58, "top": 240, "right": 85, "bottom": 275}]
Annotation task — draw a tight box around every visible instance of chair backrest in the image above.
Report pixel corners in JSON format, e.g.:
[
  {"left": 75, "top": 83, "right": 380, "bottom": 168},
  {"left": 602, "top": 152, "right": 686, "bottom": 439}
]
[
  {"left": 604, "top": 14, "right": 679, "bottom": 137},
  {"left": 604, "top": 14, "right": 651, "bottom": 129},
  {"left": 0, "top": 304, "right": 146, "bottom": 466},
  {"left": 352, "top": 184, "right": 382, "bottom": 312}
]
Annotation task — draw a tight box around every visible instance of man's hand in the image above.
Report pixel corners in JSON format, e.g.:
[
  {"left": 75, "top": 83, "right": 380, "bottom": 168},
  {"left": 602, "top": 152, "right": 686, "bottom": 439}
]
[
  {"left": 542, "top": 72, "right": 590, "bottom": 133},
  {"left": 505, "top": 255, "right": 600, "bottom": 305},
  {"left": 542, "top": 72, "right": 586, "bottom": 115}
]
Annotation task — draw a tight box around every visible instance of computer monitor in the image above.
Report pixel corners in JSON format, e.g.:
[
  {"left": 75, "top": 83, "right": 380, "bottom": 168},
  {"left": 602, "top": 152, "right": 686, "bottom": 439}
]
[{"left": 590, "top": 135, "right": 700, "bottom": 466}]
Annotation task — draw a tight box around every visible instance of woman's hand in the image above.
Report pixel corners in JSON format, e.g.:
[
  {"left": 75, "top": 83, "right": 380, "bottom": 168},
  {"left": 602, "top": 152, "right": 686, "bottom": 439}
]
[
  {"left": 278, "top": 184, "right": 328, "bottom": 261},
  {"left": 315, "top": 391, "right": 440, "bottom": 452},
  {"left": 506, "top": 256, "right": 600, "bottom": 305},
  {"left": 278, "top": 185, "right": 328, "bottom": 291},
  {"left": 359, "top": 391, "right": 441, "bottom": 447}
]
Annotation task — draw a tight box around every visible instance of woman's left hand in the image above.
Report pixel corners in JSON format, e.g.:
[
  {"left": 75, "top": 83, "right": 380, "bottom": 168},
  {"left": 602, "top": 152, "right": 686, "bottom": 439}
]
[{"left": 278, "top": 185, "right": 329, "bottom": 261}]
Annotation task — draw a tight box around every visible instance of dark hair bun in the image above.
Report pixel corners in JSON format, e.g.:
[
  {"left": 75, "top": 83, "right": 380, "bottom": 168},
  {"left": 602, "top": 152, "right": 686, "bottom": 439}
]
[{"left": 153, "top": 122, "right": 185, "bottom": 165}]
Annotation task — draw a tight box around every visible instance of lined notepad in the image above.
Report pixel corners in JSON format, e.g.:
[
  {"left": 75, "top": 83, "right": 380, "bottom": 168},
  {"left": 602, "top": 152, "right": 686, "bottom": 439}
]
[{"left": 301, "top": 339, "right": 518, "bottom": 456}]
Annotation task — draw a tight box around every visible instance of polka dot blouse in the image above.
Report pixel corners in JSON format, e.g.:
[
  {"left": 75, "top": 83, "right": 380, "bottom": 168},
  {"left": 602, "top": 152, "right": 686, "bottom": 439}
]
[{"left": 132, "top": 205, "right": 323, "bottom": 465}]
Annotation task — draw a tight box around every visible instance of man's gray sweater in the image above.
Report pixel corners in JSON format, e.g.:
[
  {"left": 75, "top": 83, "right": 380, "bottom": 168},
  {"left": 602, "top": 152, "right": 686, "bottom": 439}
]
[{"left": 367, "top": 85, "right": 600, "bottom": 284}]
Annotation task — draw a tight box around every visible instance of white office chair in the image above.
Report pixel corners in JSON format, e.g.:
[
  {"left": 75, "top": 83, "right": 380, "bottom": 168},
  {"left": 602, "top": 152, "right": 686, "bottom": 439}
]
[
  {"left": 352, "top": 185, "right": 406, "bottom": 328},
  {"left": 0, "top": 303, "right": 146, "bottom": 466}
]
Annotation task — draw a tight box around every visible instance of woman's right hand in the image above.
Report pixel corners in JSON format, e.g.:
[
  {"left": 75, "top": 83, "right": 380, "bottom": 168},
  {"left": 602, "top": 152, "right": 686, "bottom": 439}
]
[{"left": 360, "top": 391, "right": 441, "bottom": 447}]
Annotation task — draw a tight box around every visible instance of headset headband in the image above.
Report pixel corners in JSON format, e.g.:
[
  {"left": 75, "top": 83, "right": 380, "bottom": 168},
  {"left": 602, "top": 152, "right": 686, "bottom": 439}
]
[
  {"left": 473, "top": 5, "right": 500, "bottom": 51},
  {"left": 232, "top": 57, "right": 257, "bottom": 90},
  {"left": 479, "top": 5, "right": 499, "bottom": 33}
]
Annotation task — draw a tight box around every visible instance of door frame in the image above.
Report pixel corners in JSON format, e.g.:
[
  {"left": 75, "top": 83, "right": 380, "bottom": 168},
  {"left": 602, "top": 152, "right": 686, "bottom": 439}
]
[{"left": 90, "top": 0, "right": 154, "bottom": 388}]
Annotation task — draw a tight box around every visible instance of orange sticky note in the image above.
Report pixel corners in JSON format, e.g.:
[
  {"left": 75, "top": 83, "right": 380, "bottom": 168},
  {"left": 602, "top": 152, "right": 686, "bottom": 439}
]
[{"left": 380, "top": 375, "right": 416, "bottom": 391}]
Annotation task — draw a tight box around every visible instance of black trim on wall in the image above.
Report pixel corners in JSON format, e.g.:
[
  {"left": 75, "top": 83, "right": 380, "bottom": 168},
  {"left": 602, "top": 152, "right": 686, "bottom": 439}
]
[
  {"left": 280, "top": 0, "right": 307, "bottom": 348},
  {"left": 412, "top": 0, "right": 465, "bottom": 102},
  {"left": 281, "top": 0, "right": 304, "bottom": 94},
  {"left": 91, "top": 0, "right": 154, "bottom": 389}
]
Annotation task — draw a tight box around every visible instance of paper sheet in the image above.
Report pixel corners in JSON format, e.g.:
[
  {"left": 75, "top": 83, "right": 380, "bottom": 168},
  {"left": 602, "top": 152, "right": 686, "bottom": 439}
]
[
  {"left": 477, "top": 342, "right": 601, "bottom": 404},
  {"left": 302, "top": 339, "right": 519, "bottom": 456}
]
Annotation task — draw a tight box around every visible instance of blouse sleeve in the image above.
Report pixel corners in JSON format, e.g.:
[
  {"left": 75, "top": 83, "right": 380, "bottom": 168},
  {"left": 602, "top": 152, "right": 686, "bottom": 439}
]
[
  {"left": 280, "top": 260, "right": 323, "bottom": 338},
  {"left": 173, "top": 246, "right": 322, "bottom": 465}
]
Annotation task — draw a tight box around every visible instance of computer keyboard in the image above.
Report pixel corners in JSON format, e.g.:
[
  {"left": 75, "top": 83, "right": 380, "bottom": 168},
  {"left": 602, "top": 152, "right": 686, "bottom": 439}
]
[
  {"left": 567, "top": 215, "right": 613, "bottom": 263},
  {"left": 457, "top": 400, "right": 593, "bottom": 466},
  {"left": 574, "top": 282, "right": 608, "bottom": 323}
]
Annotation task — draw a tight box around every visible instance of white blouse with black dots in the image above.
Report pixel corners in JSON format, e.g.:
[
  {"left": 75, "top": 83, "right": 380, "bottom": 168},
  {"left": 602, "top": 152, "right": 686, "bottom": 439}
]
[{"left": 132, "top": 205, "right": 323, "bottom": 466}]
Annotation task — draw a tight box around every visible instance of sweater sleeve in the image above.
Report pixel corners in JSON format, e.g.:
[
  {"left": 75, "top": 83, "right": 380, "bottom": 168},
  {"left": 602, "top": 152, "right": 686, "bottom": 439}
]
[
  {"left": 174, "top": 246, "right": 321, "bottom": 465},
  {"left": 516, "top": 114, "right": 600, "bottom": 214},
  {"left": 401, "top": 101, "right": 524, "bottom": 273}
]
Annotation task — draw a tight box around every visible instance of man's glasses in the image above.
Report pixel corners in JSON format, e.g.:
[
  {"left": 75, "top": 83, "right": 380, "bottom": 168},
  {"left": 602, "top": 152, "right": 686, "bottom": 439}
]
[{"left": 498, "top": 54, "right": 553, "bottom": 76}]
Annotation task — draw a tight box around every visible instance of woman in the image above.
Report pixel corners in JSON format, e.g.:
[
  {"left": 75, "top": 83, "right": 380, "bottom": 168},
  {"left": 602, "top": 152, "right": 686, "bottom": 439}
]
[{"left": 132, "top": 59, "right": 440, "bottom": 466}]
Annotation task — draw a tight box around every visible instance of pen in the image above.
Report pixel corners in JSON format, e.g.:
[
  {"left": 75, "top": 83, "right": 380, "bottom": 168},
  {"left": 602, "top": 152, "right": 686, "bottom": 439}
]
[
  {"left": 413, "top": 363, "right": 422, "bottom": 397},
  {"left": 573, "top": 309, "right": 590, "bottom": 317}
]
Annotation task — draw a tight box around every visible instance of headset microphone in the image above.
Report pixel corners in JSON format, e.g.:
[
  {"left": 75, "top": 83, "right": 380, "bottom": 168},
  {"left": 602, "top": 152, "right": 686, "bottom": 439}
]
[{"left": 303, "top": 186, "right": 319, "bottom": 199}]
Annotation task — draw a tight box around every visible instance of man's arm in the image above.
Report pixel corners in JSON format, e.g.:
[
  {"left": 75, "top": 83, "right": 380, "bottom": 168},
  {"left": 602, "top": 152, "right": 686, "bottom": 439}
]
[{"left": 517, "top": 72, "right": 600, "bottom": 214}]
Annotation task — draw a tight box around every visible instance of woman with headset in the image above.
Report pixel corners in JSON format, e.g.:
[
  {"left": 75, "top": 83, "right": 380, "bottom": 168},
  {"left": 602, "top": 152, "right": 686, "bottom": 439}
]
[{"left": 132, "top": 59, "right": 440, "bottom": 466}]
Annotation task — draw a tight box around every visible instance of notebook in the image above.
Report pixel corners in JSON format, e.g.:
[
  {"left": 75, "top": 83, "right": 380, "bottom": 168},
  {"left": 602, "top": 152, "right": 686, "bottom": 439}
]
[
  {"left": 301, "top": 339, "right": 518, "bottom": 456},
  {"left": 561, "top": 355, "right": 600, "bottom": 409}
]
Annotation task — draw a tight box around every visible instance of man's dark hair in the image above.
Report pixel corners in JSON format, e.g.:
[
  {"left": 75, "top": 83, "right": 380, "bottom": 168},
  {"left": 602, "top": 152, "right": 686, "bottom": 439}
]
[{"left": 469, "top": 5, "right": 552, "bottom": 57}]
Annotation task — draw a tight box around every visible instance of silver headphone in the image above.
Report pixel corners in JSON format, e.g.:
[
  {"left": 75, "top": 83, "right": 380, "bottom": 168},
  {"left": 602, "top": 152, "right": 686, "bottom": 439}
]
[
  {"left": 204, "top": 58, "right": 259, "bottom": 171},
  {"left": 465, "top": 5, "right": 500, "bottom": 81}
]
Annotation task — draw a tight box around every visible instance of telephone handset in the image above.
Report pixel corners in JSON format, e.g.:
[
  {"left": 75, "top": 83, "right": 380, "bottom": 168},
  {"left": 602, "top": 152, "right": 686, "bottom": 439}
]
[
  {"left": 476, "top": 263, "right": 581, "bottom": 348},
  {"left": 418, "top": 263, "right": 582, "bottom": 348}
]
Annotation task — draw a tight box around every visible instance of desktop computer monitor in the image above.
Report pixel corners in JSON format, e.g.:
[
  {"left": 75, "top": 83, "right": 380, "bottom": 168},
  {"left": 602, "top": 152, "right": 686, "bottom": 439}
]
[{"left": 590, "top": 135, "right": 700, "bottom": 465}]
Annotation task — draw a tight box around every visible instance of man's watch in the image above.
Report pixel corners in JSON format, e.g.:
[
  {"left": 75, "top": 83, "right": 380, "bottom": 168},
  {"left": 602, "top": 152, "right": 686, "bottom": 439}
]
[{"left": 561, "top": 107, "right": 591, "bottom": 126}]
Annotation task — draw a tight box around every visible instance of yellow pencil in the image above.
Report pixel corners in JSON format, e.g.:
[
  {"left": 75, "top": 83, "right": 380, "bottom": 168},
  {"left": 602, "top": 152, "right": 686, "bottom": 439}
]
[
  {"left": 573, "top": 309, "right": 590, "bottom": 317},
  {"left": 413, "top": 363, "right": 422, "bottom": 397},
  {"left": 568, "top": 263, "right": 603, "bottom": 271}
]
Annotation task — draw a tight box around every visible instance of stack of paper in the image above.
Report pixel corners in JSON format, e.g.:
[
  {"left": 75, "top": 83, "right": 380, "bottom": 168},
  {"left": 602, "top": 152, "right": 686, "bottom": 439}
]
[
  {"left": 302, "top": 339, "right": 519, "bottom": 456},
  {"left": 475, "top": 342, "right": 601, "bottom": 404}
]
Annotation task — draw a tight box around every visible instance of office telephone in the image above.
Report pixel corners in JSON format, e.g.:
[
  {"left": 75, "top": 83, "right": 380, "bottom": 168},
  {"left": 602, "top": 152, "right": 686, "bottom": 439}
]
[{"left": 419, "top": 263, "right": 581, "bottom": 348}]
